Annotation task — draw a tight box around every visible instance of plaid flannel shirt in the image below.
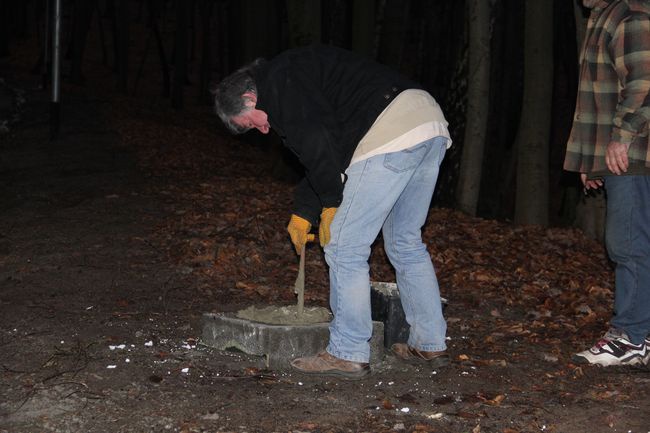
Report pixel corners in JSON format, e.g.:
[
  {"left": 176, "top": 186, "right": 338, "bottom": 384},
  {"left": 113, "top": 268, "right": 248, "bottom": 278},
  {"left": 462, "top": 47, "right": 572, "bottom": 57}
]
[{"left": 564, "top": 0, "right": 650, "bottom": 175}]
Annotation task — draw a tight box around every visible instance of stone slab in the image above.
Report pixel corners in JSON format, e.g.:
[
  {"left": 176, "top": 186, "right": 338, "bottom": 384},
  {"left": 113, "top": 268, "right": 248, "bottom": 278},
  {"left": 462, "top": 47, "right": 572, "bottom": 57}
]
[{"left": 201, "top": 312, "right": 384, "bottom": 370}]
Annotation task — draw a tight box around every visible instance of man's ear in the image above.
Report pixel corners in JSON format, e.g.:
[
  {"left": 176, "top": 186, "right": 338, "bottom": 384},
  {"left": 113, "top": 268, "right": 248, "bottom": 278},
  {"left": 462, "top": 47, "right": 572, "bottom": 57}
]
[{"left": 242, "top": 92, "right": 257, "bottom": 107}]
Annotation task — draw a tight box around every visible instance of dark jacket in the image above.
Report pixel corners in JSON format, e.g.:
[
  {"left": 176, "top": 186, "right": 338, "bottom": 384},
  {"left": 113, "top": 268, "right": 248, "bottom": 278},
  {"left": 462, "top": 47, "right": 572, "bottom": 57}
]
[{"left": 253, "top": 44, "right": 421, "bottom": 224}]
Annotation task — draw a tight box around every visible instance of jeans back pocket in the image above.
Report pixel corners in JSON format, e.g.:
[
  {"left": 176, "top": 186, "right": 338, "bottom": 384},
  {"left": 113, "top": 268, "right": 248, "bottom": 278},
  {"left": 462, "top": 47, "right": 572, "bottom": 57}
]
[{"left": 383, "top": 142, "right": 429, "bottom": 173}]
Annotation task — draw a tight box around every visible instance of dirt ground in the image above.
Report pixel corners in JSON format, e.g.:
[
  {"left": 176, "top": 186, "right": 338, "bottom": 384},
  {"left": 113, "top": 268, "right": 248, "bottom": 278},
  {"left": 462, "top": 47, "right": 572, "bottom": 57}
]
[{"left": 1, "top": 57, "right": 650, "bottom": 433}]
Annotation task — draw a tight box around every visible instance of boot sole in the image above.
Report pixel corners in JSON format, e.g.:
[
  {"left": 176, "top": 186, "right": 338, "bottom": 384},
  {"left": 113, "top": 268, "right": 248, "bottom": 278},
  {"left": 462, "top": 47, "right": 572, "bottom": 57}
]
[{"left": 391, "top": 344, "right": 450, "bottom": 368}]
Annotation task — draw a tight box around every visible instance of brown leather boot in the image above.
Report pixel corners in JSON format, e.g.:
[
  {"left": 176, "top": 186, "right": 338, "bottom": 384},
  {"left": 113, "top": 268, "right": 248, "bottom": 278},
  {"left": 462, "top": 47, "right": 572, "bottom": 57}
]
[
  {"left": 391, "top": 343, "right": 450, "bottom": 368},
  {"left": 290, "top": 351, "right": 370, "bottom": 380}
]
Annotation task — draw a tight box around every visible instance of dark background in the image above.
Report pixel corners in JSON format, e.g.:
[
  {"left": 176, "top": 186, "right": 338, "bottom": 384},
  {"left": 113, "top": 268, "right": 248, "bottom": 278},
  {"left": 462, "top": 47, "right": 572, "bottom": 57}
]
[{"left": 0, "top": 0, "right": 598, "bottom": 233}]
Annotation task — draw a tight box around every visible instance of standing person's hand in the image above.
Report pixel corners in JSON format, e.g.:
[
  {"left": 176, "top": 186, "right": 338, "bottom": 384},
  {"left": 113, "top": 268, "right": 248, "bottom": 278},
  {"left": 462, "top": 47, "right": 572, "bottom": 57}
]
[
  {"left": 605, "top": 141, "right": 630, "bottom": 175},
  {"left": 318, "top": 207, "right": 337, "bottom": 247},
  {"left": 580, "top": 173, "right": 603, "bottom": 191},
  {"left": 287, "top": 214, "right": 315, "bottom": 254}
]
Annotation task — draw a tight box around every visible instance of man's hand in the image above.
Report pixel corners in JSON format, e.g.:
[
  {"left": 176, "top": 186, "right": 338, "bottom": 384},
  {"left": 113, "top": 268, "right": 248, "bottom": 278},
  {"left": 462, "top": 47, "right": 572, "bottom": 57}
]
[
  {"left": 318, "top": 207, "right": 337, "bottom": 247},
  {"left": 287, "top": 214, "right": 315, "bottom": 254},
  {"left": 605, "top": 140, "right": 630, "bottom": 175},
  {"left": 580, "top": 173, "right": 603, "bottom": 191}
]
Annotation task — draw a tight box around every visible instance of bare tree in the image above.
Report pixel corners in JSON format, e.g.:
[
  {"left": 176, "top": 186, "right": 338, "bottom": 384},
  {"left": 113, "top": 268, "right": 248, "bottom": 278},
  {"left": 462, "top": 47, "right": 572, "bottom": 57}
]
[
  {"left": 70, "top": 0, "right": 97, "bottom": 84},
  {"left": 322, "top": 0, "right": 351, "bottom": 48},
  {"left": 456, "top": 0, "right": 491, "bottom": 216},
  {"left": 286, "top": 0, "right": 321, "bottom": 47},
  {"left": 0, "top": 0, "right": 10, "bottom": 57},
  {"left": 115, "top": 0, "right": 129, "bottom": 93},
  {"left": 172, "top": 0, "right": 189, "bottom": 109},
  {"left": 352, "top": 0, "right": 377, "bottom": 58},
  {"left": 514, "top": 0, "right": 554, "bottom": 226}
]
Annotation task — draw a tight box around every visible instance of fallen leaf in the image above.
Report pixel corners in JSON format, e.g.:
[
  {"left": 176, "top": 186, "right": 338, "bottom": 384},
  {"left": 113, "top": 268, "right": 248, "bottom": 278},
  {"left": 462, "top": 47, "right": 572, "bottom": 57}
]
[
  {"left": 486, "top": 394, "right": 505, "bottom": 406},
  {"left": 244, "top": 367, "right": 262, "bottom": 376}
]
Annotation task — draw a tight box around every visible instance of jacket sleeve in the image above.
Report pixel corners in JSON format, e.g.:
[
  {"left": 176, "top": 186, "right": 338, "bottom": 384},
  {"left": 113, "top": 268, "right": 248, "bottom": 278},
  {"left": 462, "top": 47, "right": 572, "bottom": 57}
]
[
  {"left": 292, "top": 178, "right": 323, "bottom": 225},
  {"left": 610, "top": 14, "right": 650, "bottom": 144},
  {"left": 281, "top": 69, "right": 346, "bottom": 218}
]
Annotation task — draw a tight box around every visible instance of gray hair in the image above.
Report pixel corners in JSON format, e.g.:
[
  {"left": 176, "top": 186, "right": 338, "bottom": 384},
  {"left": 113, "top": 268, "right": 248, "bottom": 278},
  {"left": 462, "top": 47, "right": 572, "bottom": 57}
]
[{"left": 212, "top": 59, "right": 265, "bottom": 134}]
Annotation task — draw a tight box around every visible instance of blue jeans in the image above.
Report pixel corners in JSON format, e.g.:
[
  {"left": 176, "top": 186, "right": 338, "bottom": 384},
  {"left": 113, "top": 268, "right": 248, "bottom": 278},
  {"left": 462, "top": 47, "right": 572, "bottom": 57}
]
[
  {"left": 605, "top": 175, "right": 650, "bottom": 345},
  {"left": 324, "top": 137, "right": 448, "bottom": 362}
]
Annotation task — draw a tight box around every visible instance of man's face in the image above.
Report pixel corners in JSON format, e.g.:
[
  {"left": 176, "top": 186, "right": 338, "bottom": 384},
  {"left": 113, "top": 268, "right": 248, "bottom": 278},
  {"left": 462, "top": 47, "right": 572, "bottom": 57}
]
[
  {"left": 231, "top": 94, "right": 270, "bottom": 134},
  {"left": 232, "top": 108, "right": 270, "bottom": 134}
]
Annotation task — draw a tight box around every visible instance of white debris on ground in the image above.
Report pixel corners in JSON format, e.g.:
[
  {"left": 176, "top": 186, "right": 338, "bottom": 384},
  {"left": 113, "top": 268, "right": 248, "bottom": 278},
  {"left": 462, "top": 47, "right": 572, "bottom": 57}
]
[{"left": 103, "top": 336, "right": 202, "bottom": 374}]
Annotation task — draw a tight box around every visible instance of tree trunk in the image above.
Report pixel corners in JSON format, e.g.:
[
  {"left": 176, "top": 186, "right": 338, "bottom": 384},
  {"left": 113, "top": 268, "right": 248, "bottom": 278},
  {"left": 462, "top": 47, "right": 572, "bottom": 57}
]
[
  {"left": 107, "top": 0, "right": 118, "bottom": 70},
  {"left": 235, "top": 0, "right": 281, "bottom": 64},
  {"left": 456, "top": 0, "right": 491, "bottom": 216},
  {"left": 0, "top": 0, "right": 9, "bottom": 57},
  {"left": 351, "top": 0, "right": 376, "bottom": 58},
  {"left": 514, "top": 0, "right": 554, "bottom": 226},
  {"left": 480, "top": 0, "right": 524, "bottom": 220},
  {"left": 189, "top": 0, "right": 196, "bottom": 63},
  {"left": 214, "top": 1, "right": 230, "bottom": 78},
  {"left": 322, "top": 0, "right": 351, "bottom": 48},
  {"left": 116, "top": 0, "right": 129, "bottom": 93},
  {"left": 285, "top": 0, "right": 321, "bottom": 47},
  {"left": 432, "top": 0, "right": 468, "bottom": 208},
  {"left": 197, "top": 0, "right": 213, "bottom": 104},
  {"left": 96, "top": 0, "right": 109, "bottom": 67},
  {"left": 172, "top": 0, "right": 189, "bottom": 110},
  {"left": 70, "top": 0, "right": 97, "bottom": 84},
  {"left": 146, "top": 0, "right": 170, "bottom": 97},
  {"left": 377, "top": 0, "right": 409, "bottom": 71}
]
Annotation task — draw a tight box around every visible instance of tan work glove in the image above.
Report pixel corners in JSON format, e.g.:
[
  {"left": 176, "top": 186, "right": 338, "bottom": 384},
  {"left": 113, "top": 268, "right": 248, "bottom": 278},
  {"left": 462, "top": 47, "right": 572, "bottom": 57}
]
[
  {"left": 318, "top": 207, "right": 337, "bottom": 247},
  {"left": 287, "top": 214, "right": 315, "bottom": 254}
]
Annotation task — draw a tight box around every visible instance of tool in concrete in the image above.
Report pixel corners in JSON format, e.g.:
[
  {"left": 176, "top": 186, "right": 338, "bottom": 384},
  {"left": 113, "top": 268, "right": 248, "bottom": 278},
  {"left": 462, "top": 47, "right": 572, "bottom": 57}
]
[{"left": 294, "top": 244, "right": 306, "bottom": 316}]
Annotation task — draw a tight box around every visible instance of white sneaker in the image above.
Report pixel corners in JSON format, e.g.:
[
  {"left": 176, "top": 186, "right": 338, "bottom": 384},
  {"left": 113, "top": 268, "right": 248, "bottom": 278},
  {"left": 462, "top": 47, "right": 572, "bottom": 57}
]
[{"left": 572, "top": 328, "right": 648, "bottom": 367}]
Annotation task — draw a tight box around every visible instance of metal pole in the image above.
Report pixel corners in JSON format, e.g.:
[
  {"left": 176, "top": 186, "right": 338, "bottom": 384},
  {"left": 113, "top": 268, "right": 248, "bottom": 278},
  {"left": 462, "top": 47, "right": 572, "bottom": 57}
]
[{"left": 50, "top": 0, "right": 61, "bottom": 140}]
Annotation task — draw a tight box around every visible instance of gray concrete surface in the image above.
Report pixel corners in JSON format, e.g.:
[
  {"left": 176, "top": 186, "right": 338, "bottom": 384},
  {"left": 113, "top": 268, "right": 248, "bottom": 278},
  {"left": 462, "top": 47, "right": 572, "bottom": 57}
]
[{"left": 202, "top": 312, "right": 385, "bottom": 370}]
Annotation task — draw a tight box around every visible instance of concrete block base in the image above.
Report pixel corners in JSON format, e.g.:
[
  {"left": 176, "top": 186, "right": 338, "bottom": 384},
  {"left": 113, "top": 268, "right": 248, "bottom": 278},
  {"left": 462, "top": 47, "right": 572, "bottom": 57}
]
[
  {"left": 370, "top": 281, "right": 449, "bottom": 348},
  {"left": 201, "top": 312, "right": 384, "bottom": 370}
]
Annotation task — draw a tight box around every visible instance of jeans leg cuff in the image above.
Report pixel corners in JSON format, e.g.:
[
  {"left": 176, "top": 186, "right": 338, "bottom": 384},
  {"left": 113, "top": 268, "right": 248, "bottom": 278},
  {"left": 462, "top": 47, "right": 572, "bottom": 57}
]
[
  {"left": 326, "top": 346, "right": 370, "bottom": 363},
  {"left": 408, "top": 341, "right": 447, "bottom": 352}
]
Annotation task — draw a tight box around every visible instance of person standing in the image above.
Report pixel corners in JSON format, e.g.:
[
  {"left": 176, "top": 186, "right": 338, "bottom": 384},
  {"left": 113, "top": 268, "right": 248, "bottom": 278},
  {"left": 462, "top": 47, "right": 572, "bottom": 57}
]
[
  {"left": 213, "top": 44, "right": 451, "bottom": 378},
  {"left": 565, "top": 0, "right": 650, "bottom": 366}
]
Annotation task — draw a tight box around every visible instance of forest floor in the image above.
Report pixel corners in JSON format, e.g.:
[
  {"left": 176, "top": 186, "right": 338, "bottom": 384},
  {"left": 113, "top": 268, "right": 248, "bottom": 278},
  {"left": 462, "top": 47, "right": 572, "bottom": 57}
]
[{"left": 1, "top": 59, "right": 650, "bottom": 433}]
